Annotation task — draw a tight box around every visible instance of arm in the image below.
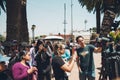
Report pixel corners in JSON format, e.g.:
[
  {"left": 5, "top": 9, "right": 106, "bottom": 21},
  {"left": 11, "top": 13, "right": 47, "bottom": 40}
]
[
  {"left": 12, "top": 64, "right": 28, "bottom": 80},
  {"left": 61, "top": 56, "right": 76, "bottom": 72},
  {"left": 43, "top": 57, "right": 51, "bottom": 73},
  {"left": 94, "top": 47, "right": 102, "bottom": 53},
  {"left": 12, "top": 63, "right": 37, "bottom": 80},
  {"left": 61, "top": 48, "right": 77, "bottom": 72},
  {"left": 76, "top": 56, "right": 81, "bottom": 71}
]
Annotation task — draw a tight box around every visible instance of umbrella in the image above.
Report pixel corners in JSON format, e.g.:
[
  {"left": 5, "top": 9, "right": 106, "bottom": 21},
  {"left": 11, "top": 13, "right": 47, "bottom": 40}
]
[
  {"left": 0, "top": 54, "right": 10, "bottom": 62},
  {"left": 44, "top": 36, "right": 64, "bottom": 40}
]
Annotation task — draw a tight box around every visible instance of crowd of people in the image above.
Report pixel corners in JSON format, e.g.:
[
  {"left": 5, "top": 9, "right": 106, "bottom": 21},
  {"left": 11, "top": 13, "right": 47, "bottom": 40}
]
[{"left": 0, "top": 33, "right": 120, "bottom": 80}]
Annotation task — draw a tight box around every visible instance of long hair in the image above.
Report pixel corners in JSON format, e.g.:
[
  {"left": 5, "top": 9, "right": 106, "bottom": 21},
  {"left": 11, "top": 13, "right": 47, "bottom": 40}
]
[
  {"left": 8, "top": 50, "right": 28, "bottom": 68},
  {"left": 53, "top": 43, "right": 63, "bottom": 56},
  {"left": 17, "top": 50, "right": 28, "bottom": 61},
  {"left": 35, "top": 40, "right": 44, "bottom": 53}
]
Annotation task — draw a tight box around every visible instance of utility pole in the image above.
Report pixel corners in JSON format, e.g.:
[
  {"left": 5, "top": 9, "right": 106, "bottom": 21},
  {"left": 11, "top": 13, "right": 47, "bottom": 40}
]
[
  {"left": 63, "top": 3, "right": 67, "bottom": 41},
  {"left": 71, "top": 0, "right": 73, "bottom": 42}
]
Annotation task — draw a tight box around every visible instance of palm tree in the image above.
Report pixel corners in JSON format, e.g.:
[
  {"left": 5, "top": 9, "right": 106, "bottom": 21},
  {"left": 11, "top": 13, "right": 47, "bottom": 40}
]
[
  {"left": 6, "top": 0, "right": 29, "bottom": 43},
  {"left": 0, "top": 0, "right": 6, "bottom": 14},
  {"left": 0, "top": 0, "right": 29, "bottom": 43},
  {"left": 100, "top": 0, "right": 120, "bottom": 37},
  {"left": 78, "top": 0, "right": 120, "bottom": 37},
  {"left": 78, "top": 0, "right": 103, "bottom": 34},
  {"left": 95, "top": 1, "right": 101, "bottom": 34}
]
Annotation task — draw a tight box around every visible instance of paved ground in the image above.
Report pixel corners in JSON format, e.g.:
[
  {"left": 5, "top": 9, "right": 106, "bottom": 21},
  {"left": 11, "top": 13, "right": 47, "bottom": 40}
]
[
  {"left": 69, "top": 53, "right": 101, "bottom": 80},
  {"left": 52, "top": 53, "right": 102, "bottom": 80}
]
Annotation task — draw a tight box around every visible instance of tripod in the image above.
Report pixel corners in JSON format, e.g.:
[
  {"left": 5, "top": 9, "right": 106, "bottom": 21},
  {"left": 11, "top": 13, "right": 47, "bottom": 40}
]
[
  {"left": 99, "top": 52, "right": 111, "bottom": 80},
  {"left": 99, "top": 51, "right": 120, "bottom": 80},
  {"left": 98, "top": 41, "right": 115, "bottom": 80},
  {"left": 97, "top": 37, "right": 120, "bottom": 80}
]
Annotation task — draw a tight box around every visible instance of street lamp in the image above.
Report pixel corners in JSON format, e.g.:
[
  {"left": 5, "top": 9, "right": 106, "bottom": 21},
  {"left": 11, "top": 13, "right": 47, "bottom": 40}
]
[
  {"left": 31, "top": 24, "right": 36, "bottom": 41},
  {"left": 84, "top": 19, "right": 87, "bottom": 30}
]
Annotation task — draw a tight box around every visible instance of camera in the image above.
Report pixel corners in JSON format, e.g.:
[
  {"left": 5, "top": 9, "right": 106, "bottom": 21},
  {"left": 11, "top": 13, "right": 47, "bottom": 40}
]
[
  {"left": 111, "top": 20, "right": 120, "bottom": 31},
  {"left": 95, "top": 36, "right": 114, "bottom": 48},
  {"left": 96, "top": 37, "right": 113, "bottom": 43}
]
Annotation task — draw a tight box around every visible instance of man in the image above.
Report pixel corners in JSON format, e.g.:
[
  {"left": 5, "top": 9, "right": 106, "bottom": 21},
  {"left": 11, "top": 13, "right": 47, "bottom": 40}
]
[
  {"left": 29, "top": 40, "right": 37, "bottom": 66},
  {"left": 75, "top": 35, "right": 102, "bottom": 80}
]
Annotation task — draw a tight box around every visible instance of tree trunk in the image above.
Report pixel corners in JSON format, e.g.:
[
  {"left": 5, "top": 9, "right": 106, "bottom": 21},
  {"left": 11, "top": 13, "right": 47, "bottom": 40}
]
[
  {"left": 20, "top": 0, "right": 29, "bottom": 43},
  {"left": 96, "top": 1, "right": 101, "bottom": 34},
  {"left": 6, "top": 0, "right": 29, "bottom": 43},
  {"left": 100, "top": 10, "right": 116, "bottom": 37},
  {"left": 100, "top": 0, "right": 116, "bottom": 37}
]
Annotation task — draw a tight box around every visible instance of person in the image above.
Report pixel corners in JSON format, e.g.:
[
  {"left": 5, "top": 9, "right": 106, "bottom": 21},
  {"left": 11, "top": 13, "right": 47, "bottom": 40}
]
[
  {"left": 75, "top": 35, "right": 102, "bottom": 80},
  {"left": 29, "top": 40, "right": 37, "bottom": 66},
  {"left": 61, "top": 49, "right": 71, "bottom": 61},
  {"left": 115, "top": 26, "right": 120, "bottom": 44},
  {"left": 89, "top": 33, "right": 99, "bottom": 46},
  {"left": 115, "top": 38, "right": 120, "bottom": 52},
  {"left": 109, "top": 25, "right": 120, "bottom": 44},
  {"left": 52, "top": 43, "right": 77, "bottom": 80},
  {"left": 52, "top": 47, "right": 71, "bottom": 62},
  {"left": 35, "top": 42, "right": 51, "bottom": 80},
  {"left": 12, "top": 50, "right": 37, "bottom": 80},
  {"left": 65, "top": 40, "right": 72, "bottom": 56},
  {"left": 0, "top": 41, "right": 5, "bottom": 55},
  {"left": 0, "top": 61, "right": 13, "bottom": 80}
]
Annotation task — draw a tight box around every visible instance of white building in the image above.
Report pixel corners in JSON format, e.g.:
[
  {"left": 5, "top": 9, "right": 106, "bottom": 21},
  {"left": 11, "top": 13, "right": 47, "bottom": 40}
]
[{"left": 73, "top": 30, "right": 91, "bottom": 43}]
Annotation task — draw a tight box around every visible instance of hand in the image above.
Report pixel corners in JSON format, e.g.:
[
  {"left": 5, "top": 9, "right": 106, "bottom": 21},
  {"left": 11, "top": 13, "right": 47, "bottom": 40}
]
[
  {"left": 32, "top": 67, "right": 38, "bottom": 71},
  {"left": 42, "top": 70, "right": 46, "bottom": 74},
  {"left": 27, "top": 68, "right": 33, "bottom": 74},
  {"left": 27, "top": 67, "right": 37, "bottom": 74},
  {"left": 72, "top": 46, "right": 77, "bottom": 55},
  {"left": 72, "top": 50, "right": 77, "bottom": 59}
]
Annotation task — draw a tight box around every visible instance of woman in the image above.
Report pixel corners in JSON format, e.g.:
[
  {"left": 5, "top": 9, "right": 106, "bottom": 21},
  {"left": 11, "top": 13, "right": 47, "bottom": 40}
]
[
  {"left": 52, "top": 43, "right": 77, "bottom": 80},
  {"left": 35, "top": 42, "right": 51, "bottom": 80},
  {"left": 0, "top": 61, "right": 13, "bottom": 80},
  {"left": 12, "top": 50, "right": 37, "bottom": 80}
]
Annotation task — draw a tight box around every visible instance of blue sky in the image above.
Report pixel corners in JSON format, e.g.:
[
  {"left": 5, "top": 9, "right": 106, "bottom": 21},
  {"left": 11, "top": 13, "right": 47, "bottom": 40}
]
[{"left": 0, "top": 0, "right": 119, "bottom": 37}]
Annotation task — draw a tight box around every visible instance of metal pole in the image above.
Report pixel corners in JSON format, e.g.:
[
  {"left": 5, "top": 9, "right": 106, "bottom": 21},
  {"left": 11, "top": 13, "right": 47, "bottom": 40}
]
[
  {"left": 64, "top": 3, "right": 67, "bottom": 41},
  {"left": 71, "top": 0, "right": 73, "bottom": 41}
]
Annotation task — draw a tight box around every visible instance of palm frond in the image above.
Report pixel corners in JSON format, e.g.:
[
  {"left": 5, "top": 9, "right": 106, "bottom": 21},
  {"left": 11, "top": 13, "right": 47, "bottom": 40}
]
[
  {"left": 78, "top": 0, "right": 99, "bottom": 13},
  {"left": 0, "top": 0, "right": 6, "bottom": 14},
  {"left": 114, "top": 0, "right": 120, "bottom": 17},
  {"left": 78, "top": 0, "right": 109, "bottom": 14}
]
